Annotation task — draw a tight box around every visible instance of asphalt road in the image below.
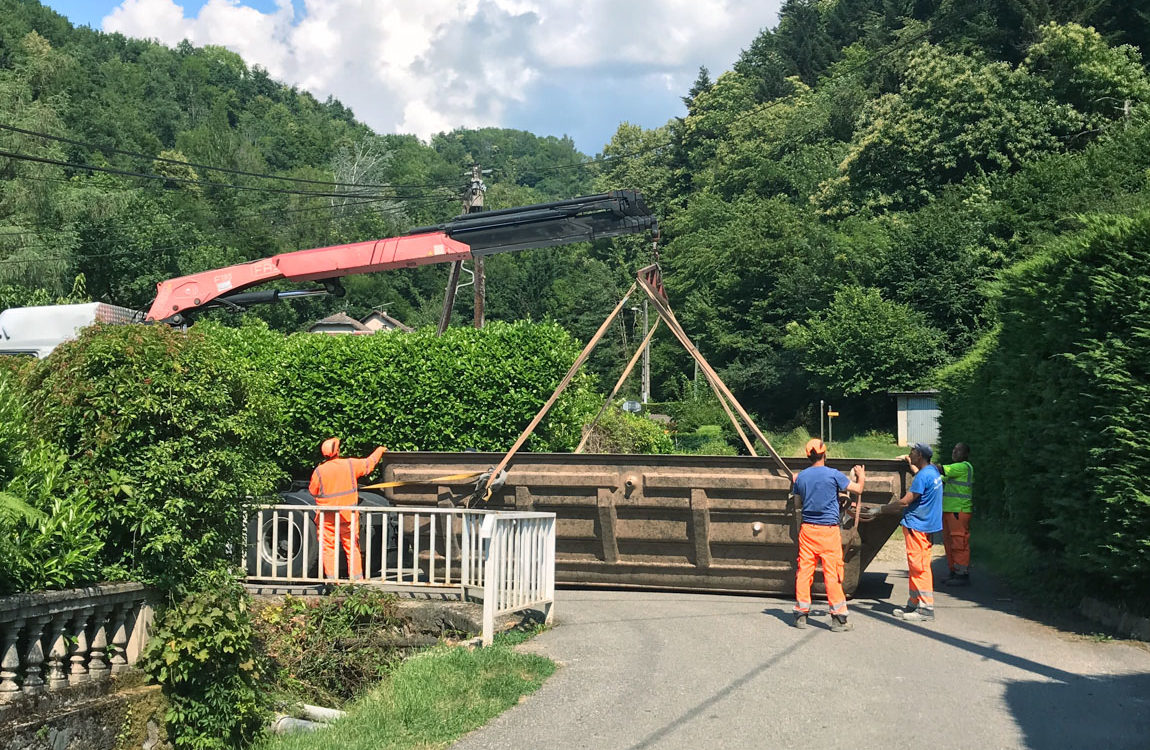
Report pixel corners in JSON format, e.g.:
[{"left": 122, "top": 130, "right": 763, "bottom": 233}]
[{"left": 452, "top": 559, "right": 1150, "bottom": 750}]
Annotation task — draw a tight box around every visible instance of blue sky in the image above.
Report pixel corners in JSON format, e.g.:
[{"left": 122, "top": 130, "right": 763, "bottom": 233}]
[
  {"left": 41, "top": 1, "right": 783, "bottom": 154},
  {"left": 47, "top": 1, "right": 304, "bottom": 29}
]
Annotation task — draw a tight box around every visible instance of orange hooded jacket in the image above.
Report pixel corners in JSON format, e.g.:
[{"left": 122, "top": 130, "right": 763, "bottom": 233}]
[{"left": 309, "top": 438, "right": 387, "bottom": 519}]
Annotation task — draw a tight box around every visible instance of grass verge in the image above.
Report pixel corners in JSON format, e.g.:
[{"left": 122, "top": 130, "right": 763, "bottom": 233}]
[
  {"left": 258, "top": 634, "right": 555, "bottom": 750},
  {"left": 973, "top": 525, "right": 1086, "bottom": 611},
  {"left": 766, "top": 427, "right": 907, "bottom": 460},
  {"left": 973, "top": 524, "right": 1150, "bottom": 637}
]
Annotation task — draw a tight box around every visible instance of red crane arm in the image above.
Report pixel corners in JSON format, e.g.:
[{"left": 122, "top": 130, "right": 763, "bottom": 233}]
[
  {"left": 145, "top": 191, "right": 657, "bottom": 324},
  {"left": 146, "top": 231, "right": 470, "bottom": 322}
]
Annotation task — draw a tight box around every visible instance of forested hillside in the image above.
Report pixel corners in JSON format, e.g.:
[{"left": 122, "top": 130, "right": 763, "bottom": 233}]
[
  {"left": 0, "top": 0, "right": 602, "bottom": 336},
  {"left": 595, "top": 0, "right": 1150, "bottom": 427},
  {"left": 3, "top": 0, "right": 1150, "bottom": 430}
]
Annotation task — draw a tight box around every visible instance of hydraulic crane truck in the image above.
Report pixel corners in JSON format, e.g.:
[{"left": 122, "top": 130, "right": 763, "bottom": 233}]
[
  {"left": 145, "top": 190, "right": 656, "bottom": 324},
  {"left": 141, "top": 190, "right": 657, "bottom": 580}
]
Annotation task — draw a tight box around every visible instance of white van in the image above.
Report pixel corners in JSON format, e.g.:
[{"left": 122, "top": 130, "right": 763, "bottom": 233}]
[{"left": 0, "top": 303, "right": 141, "bottom": 357}]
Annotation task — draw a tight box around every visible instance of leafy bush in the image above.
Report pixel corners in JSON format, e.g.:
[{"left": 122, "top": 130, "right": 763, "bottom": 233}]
[
  {"left": 22, "top": 324, "right": 284, "bottom": 589},
  {"left": 579, "top": 408, "right": 672, "bottom": 455},
  {"left": 0, "top": 373, "right": 104, "bottom": 595},
  {"left": 264, "top": 321, "right": 596, "bottom": 473},
  {"left": 939, "top": 212, "right": 1150, "bottom": 602},
  {"left": 142, "top": 570, "right": 269, "bottom": 750},
  {"left": 253, "top": 587, "right": 407, "bottom": 706},
  {"left": 662, "top": 395, "right": 736, "bottom": 434},
  {"left": 674, "top": 425, "right": 738, "bottom": 456},
  {"left": 0, "top": 449, "right": 105, "bottom": 595},
  {"left": 784, "top": 286, "right": 948, "bottom": 396},
  {"left": 0, "top": 371, "right": 28, "bottom": 487}
]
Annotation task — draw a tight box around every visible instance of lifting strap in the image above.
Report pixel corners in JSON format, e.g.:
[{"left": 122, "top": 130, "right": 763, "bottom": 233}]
[
  {"left": 360, "top": 471, "right": 484, "bottom": 490},
  {"left": 635, "top": 266, "right": 792, "bottom": 481}
]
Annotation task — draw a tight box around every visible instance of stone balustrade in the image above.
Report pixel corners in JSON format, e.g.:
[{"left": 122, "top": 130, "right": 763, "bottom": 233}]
[{"left": 0, "top": 583, "right": 152, "bottom": 703}]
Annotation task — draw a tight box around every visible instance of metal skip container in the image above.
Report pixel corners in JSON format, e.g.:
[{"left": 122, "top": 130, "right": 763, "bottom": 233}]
[{"left": 376, "top": 452, "right": 909, "bottom": 596}]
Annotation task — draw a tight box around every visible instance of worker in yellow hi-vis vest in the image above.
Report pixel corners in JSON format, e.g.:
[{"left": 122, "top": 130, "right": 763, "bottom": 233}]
[{"left": 938, "top": 442, "right": 974, "bottom": 587}]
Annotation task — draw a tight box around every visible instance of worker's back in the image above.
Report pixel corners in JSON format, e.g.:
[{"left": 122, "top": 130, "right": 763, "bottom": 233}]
[{"left": 311, "top": 458, "right": 363, "bottom": 506}]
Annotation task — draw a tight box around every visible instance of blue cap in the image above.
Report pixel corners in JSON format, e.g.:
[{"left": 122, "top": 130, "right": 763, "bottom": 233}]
[{"left": 912, "top": 442, "right": 933, "bottom": 460}]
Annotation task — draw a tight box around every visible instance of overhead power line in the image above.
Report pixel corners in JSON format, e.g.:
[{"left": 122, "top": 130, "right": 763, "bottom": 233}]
[
  {"left": 0, "top": 182, "right": 456, "bottom": 240},
  {"left": 0, "top": 147, "right": 404, "bottom": 199},
  {"left": 0, "top": 122, "right": 464, "bottom": 192},
  {"left": 0, "top": 194, "right": 457, "bottom": 263}
]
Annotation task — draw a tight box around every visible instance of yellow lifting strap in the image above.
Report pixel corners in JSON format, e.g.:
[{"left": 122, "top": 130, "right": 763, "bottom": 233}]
[{"left": 360, "top": 471, "right": 484, "bottom": 490}]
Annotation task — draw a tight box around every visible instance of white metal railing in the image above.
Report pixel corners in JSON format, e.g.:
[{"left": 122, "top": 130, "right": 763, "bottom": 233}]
[
  {"left": 474, "top": 513, "right": 556, "bottom": 646},
  {"left": 0, "top": 583, "right": 152, "bottom": 703},
  {"left": 245, "top": 505, "right": 555, "bottom": 645}
]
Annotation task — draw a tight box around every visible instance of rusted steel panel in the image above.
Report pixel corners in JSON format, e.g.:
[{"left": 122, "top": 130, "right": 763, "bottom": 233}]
[{"left": 380, "top": 452, "right": 909, "bottom": 595}]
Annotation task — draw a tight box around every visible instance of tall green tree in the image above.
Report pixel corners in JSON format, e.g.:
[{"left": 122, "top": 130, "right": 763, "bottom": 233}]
[{"left": 784, "top": 285, "right": 948, "bottom": 395}]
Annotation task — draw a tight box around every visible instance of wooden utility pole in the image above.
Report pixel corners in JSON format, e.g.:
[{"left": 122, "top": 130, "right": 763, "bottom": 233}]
[
  {"left": 466, "top": 164, "right": 488, "bottom": 328},
  {"left": 437, "top": 164, "right": 488, "bottom": 335}
]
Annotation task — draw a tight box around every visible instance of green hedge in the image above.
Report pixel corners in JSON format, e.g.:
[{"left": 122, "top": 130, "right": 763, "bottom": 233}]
[
  {"left": 0, "top": 319, "right": 598, "bottom": 593},
  {"left": 578, "top": 408, "right": 673, "bottom": 455},
  {"left": 201, "top": 320, "right": 596, "bottom": 475},
  {"left": 938, "top": 212, "right": 1150, "bottom": 602}
]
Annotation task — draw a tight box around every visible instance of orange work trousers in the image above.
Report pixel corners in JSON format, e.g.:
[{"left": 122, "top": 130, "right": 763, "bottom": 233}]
[
  {"left": 317, "top": 510, "right": 362, "bottom": 580},
  {"left": 943, "top": 512, "right": 971, "bottom": 575},
  {"left": 904, "top": 528, "right": 934, "bottom": 611},
  {"left": 794, "top": 523, "right": 847, "bottom": 617}
]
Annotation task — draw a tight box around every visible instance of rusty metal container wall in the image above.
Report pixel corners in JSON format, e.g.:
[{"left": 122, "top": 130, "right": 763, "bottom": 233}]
[{"left": 378, "top": 453, "right": 910, "bottom": 596}]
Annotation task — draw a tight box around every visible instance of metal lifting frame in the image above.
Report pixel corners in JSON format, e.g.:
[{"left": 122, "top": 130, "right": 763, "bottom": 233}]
[{"left": 481, "top": 265, "right": 792, "bottom": 501}]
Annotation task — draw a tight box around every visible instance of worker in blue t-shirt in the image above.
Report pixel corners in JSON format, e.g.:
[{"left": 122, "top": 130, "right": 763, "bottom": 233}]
[
  {"left": 862, "top": 442, "right": 943, "bottom": 622},
  {"left": 791, "top": 438, "right": 866, "bottom": 632}
]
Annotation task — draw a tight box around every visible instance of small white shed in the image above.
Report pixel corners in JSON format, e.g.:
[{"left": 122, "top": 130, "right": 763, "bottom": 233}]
[{"left": 890, "top": 390, "right": 940, "bottom": 447}]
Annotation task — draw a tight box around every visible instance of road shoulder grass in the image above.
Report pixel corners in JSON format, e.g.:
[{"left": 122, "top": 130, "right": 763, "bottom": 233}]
[{"left": 259, "top": 634, "right": 555, "bottom": 750}]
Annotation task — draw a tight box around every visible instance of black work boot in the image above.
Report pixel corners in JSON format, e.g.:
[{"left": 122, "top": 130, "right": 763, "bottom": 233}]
[
  {"left": 945, "top": 573, "right": 971, "bottom": 587},
  {"left": 794, "top": 612, "right": 809, "bottom": 629},
  {"left": 830, "top": 615, "right": 854, "bottom": 632}
]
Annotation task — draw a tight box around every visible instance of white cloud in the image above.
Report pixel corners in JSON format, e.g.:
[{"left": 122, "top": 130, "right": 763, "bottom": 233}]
[{"left": 102, "top": 0, "right": 782, "bottom": 149}]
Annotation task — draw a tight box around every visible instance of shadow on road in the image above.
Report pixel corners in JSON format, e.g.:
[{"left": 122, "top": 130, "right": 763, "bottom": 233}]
[
  {"left": 760, "top": 606, "right": 839, "bottom": 630},
  {"left": 853, "top": 570, "right": 895, "bottom": 600},
  {"left": 1005, "top": 672, "right": 1150, "bottom": 749},
  {"left": 919, "top": 556, "right": 1131, "bottom": 639},
  {"left": 850, "top": 603, "right": 1082, "bottom": 682},
  {"left": 851, "top": 569, "right": 1150, "bottom": 749},
  {"left": 862, "top": 546, "right": 1135, "bottom": 642}
]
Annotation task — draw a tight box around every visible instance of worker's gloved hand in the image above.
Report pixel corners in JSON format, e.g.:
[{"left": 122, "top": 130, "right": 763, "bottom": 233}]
[
  {"left": 378, "top": 445, "right": 388, "bottom": 452},
  {"left": 861, "top": 503, "right": 902, "bottom": 521}
]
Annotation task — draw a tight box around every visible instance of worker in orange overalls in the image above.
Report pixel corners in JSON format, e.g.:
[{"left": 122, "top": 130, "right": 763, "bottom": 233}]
[
  {"left": 863, "top": 442, "right": 944, "bottom": 622},
  {"left": 791, "top": 438, "right": 866, "bottom": 632},
  {"left": 309, "top": 437, "right": 387, "bottom": 580}
]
